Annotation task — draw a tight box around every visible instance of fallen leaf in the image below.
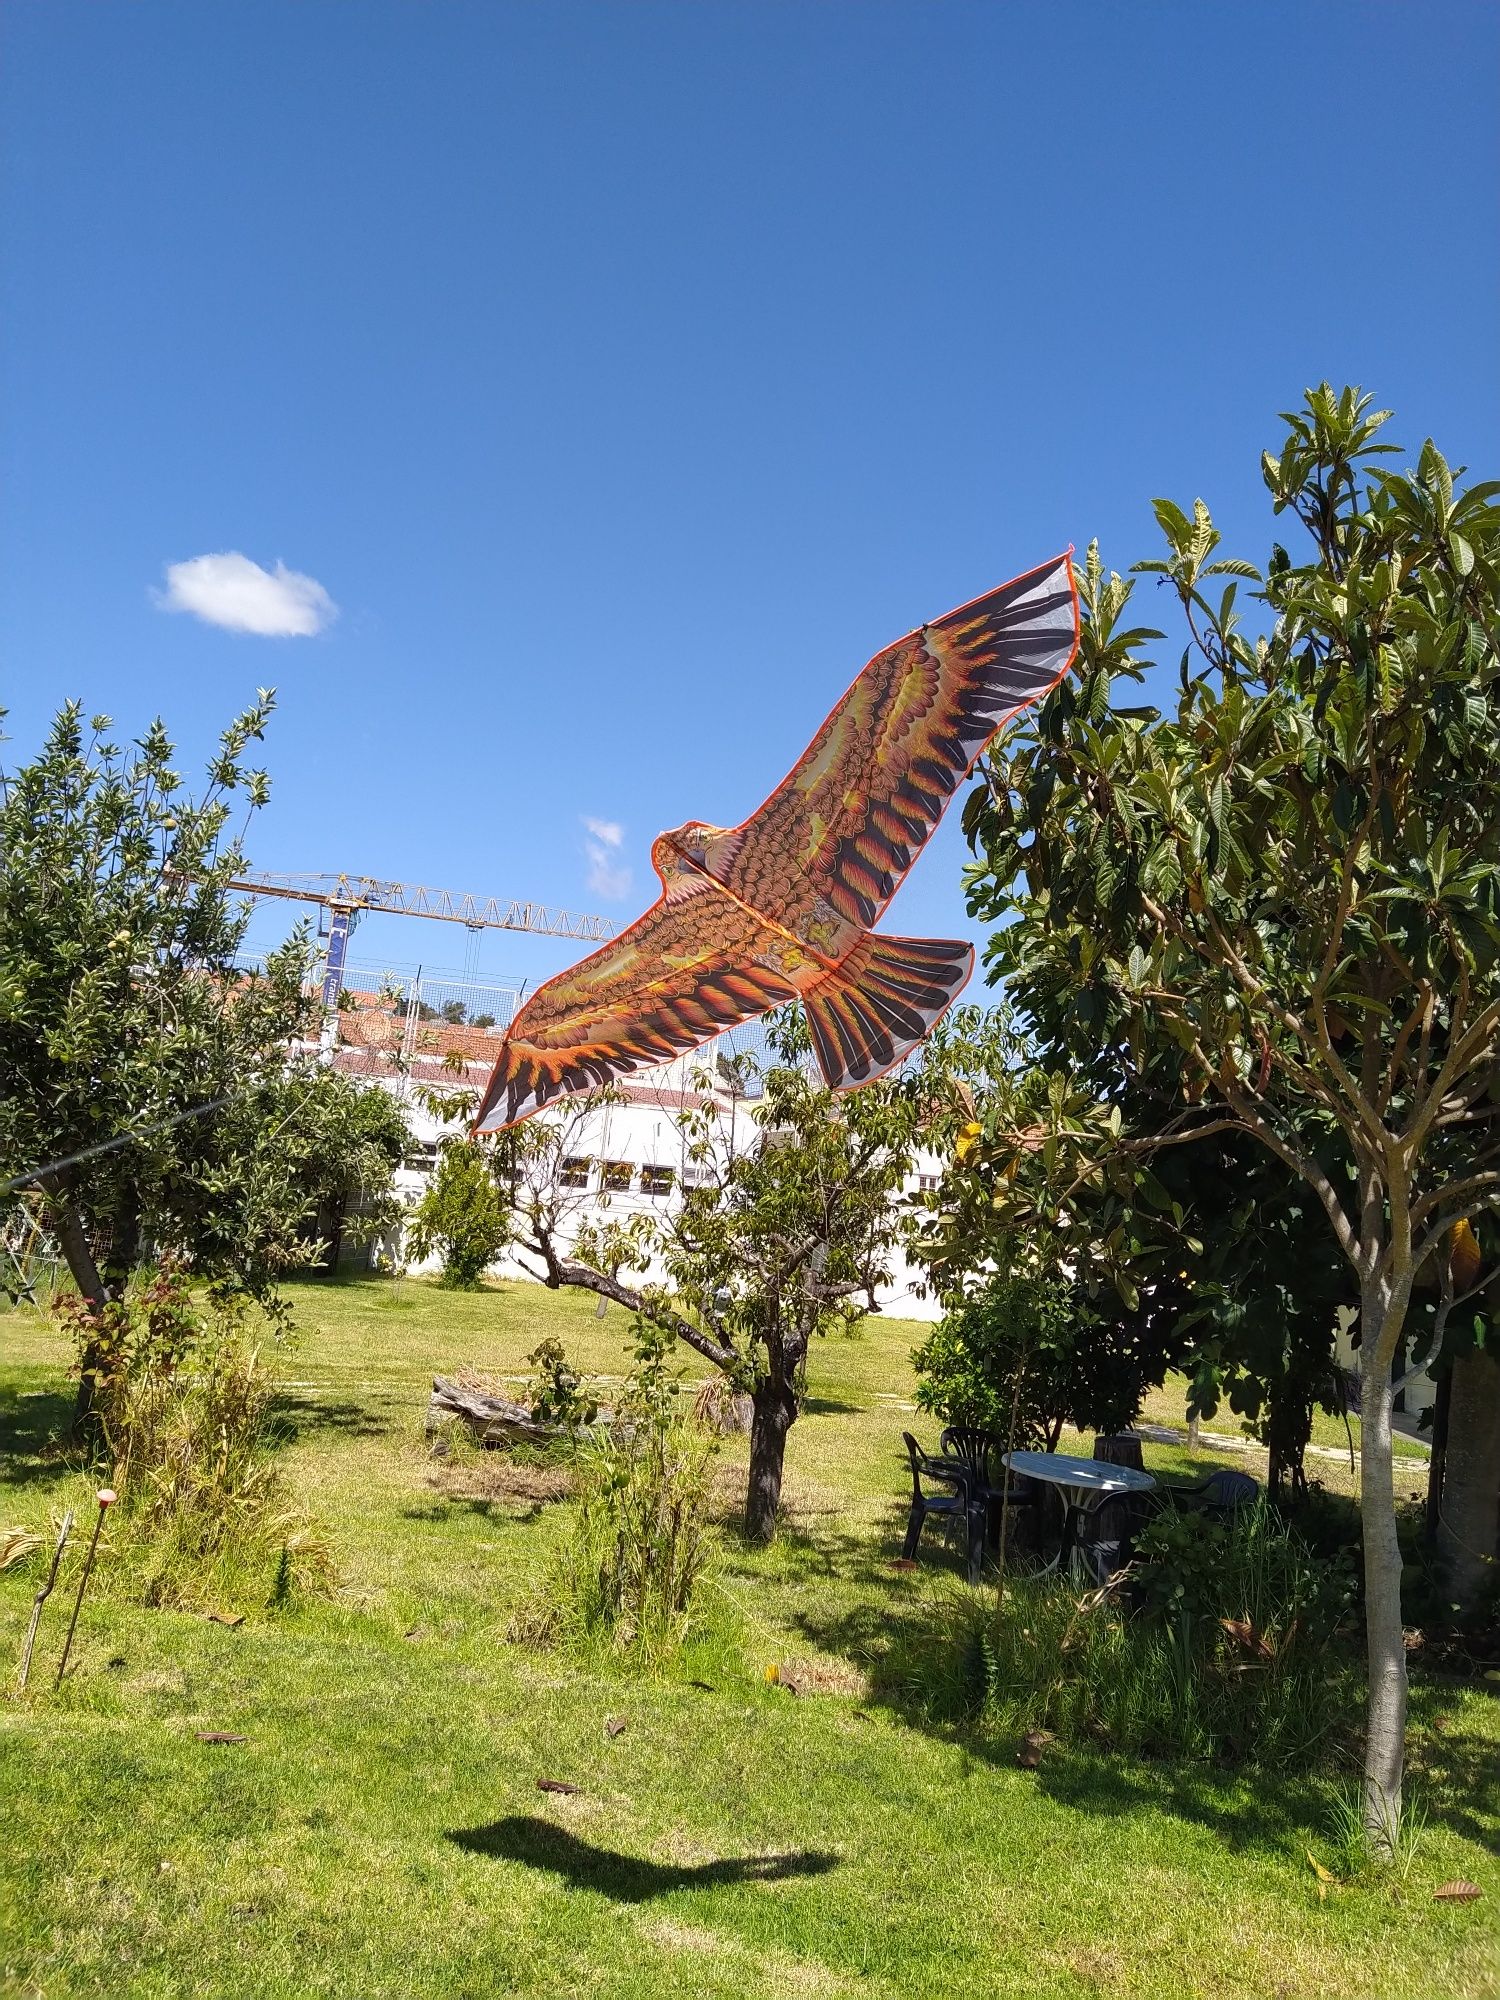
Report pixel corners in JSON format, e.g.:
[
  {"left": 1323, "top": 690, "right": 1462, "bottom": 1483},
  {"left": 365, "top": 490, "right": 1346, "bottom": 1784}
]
[
  {"left": 604, "top": 1717, "right": 627, "bottom": 1739},
  {"left": 852, "top": 1709, "right": 875, "bottom": 1723},
  {"left": 1221, "top": 1616, "right": 1274, "bottom": 1661},
  {"left": 764, "top": 1663, "right": 781, "bottom": 1685},
  {"left": 889, "top": 1558, "right": 918, "bottom": 1573},
  {"left": 687, "top": 1679, "right": 715, "bottom": 1692},
  {"left": 537, "top": 1778, "right": 581, "bottom": 1796},
  {"left": 195, "top": 1731, "right": 248, "bottom": 1745},
  {"left": 1306, "top": 1849, "right": 1336, "bottom": 1899},
  {"left": 1433, "top": 1881, "right": 1482, "bottom": 1903},
  {"left": 204, "top": 1610, "right": 245, "bottom": 1628}
]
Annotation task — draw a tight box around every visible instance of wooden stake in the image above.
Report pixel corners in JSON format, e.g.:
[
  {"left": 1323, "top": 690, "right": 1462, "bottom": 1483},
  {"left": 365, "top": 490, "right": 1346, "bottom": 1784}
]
[
  {"left": 54, "top": 1490, "right": 114, "bottom": 1687},
  {"left": 17, "top": 1508, "right": 73, "bottom": 1693}
]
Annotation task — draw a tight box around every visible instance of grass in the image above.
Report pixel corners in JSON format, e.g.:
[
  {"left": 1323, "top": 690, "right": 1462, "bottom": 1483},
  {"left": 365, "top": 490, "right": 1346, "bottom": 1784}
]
[
  {"left": 1, "top": 1273, "right": 1495, "bottom": 2000},
  {"left": 1134, "top": 1373, "right": 1432, "bottom": 1474}
]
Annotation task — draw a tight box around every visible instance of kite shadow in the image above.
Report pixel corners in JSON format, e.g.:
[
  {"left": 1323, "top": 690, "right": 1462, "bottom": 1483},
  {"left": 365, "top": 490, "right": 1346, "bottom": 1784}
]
[{"left": 445, "top": 1816, "right": 838, "bottom": 1901}]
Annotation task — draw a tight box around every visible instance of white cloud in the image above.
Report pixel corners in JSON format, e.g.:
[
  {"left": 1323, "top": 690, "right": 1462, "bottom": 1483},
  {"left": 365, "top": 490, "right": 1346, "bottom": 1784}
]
[
  {"left": 583, "top": 817, "right": 632, "bottom": 901},
  {"left": 156, "top": 551, "right": 337, "bottom": 637}
]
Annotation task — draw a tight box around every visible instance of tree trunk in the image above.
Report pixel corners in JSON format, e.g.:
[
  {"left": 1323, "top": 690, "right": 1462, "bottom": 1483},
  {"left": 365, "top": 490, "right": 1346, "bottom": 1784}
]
[
  {"left": 1358, "top": 1324, "right": 1407, "bottom": 1849},
  {"left": 745, "top": 1378, "right": 797, "bottom": 1543},
  {"left": 1433, "top": 1345, "right": 1500, "bottom": 1619},
  {"left": 1423, "top": 1362, "right": 1452, "bottom": 1546},
  {"left": 43, "top": 1189, "right": 117, "bottom": 1439}
]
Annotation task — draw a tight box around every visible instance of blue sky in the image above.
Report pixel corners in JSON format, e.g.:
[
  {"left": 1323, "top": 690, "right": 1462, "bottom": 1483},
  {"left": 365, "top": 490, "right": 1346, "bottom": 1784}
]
[{"left": 4, "top": 0, "right": 1497, "bottom": 997}]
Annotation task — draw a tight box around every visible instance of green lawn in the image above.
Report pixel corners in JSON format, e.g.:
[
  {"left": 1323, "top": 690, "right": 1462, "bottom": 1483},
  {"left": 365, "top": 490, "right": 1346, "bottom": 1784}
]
[{"left": 2, "top": 1276, "right": 1495, "bottom": 2000}]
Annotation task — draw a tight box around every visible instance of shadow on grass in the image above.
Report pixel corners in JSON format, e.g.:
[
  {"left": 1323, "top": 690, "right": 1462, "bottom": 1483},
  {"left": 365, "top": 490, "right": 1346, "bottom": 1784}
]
[
  {"left": 801, "top": 1397, "right": 864, "bottom": 1417},
  {"left": 1406, "top": 1697, "right": 1500, "bottom": 1848},
  {"left": 446, "top": 1816, "right": 838, "bottom": 1899},
  {"left": 0, "top": 1384, "right": 79, "bottom": 1489},
  {"left": 401, "top": 1497, "right": 553, "bottom": 1526},
  {"left": 1033, "top": 1748, "right": 1337, "bottom": 1856},
  {"left": 267, "top": 1395, "right": 396, "bottom": 1445}
]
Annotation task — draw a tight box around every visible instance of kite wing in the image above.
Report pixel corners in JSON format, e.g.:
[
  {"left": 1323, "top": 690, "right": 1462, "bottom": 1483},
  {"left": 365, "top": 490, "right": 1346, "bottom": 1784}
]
[
  {"left": 473, "top": 875, "right": 798, "bottom": 1132},
  {"left": 702, "top": 552, "right": 1080, "bottom": 932}
]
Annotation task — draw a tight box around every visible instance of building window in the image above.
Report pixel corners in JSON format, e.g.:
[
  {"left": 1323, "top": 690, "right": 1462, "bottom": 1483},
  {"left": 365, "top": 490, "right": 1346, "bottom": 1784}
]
[
  {"left": 916, "top": 1174, "right": 940, "bottom": 1193},
  {"left": 404, "top": 1142, "right": 439, "bottom": 1174},
  {"left": 680, "top": 1164, "right": 715, "bottom": 1190},
  {"left": 558, "top": 1156, "right": 592, "bottom": 1189},
  {"left": 640, "top": 1164, "right": 675, "bottom": 1196},
  {"left": 601, "top": 1160, "right": 635, "bottom": 1193}
]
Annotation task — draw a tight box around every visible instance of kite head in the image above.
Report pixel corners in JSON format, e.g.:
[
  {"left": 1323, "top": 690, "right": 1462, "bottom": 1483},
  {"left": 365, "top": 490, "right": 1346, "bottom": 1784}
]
[{"left": 653, "top": 820, "right": 727, "bottom": 892}]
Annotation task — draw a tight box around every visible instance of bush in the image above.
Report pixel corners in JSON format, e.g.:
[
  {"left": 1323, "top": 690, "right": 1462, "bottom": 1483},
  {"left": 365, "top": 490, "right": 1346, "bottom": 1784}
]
[
  {"left": 58, "top": 1265, "right": 335, "bottom": 1609},
  {"left": 914, "top": 1274, "right": 1179, "bottom": 1449},
  {"left": 900, "top": 1502, "right": 1358, "bottom": 1771},
  {"left": 404, "top": 1140, "right": 508, "bottom": 1289},
  {"left": 525, "top": 1337, "right": 598, "bottom": 1428},
  {"left": 539, "top": 1317, "right": 717, "bottom": 1662}
]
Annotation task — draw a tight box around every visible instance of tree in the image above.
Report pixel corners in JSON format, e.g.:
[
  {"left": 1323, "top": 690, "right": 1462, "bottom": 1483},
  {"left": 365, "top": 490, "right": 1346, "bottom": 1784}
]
[
  {"left": 914, "top": 1271, "right": 1188, "bottom": 1450},
  {"left": 404, "top": 1138, "right": 510, "bottom": 1288},
  {"left": 907, "top": 1005, "right": 1193, "bottom": 1452},
  {"left": 954, "top": 387, "right": 1499, "bottom": 1843},
  {"left": 504, "top": 1017, "right": 918, "bottom": 1539},
  {"left": 191, "top": 1067, "right": 411, "bottom": 1279},
  {"left": 1117, "top": 1118, "right": 1352, "bottom": 1498},
  {"left": 0, "top": 694, "right": 319, "bottom": 1423}
]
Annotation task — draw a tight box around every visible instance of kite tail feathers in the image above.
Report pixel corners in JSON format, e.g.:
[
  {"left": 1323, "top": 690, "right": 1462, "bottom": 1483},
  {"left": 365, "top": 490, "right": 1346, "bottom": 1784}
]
[{"left": 804, "top": 933, "right": 972, "bottom": 1092}]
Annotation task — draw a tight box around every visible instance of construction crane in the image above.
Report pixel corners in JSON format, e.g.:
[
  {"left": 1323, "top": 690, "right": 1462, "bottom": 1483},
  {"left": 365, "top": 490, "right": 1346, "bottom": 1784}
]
[{"left": 226, "top": 870, "right": 618, "bottom": 1013}]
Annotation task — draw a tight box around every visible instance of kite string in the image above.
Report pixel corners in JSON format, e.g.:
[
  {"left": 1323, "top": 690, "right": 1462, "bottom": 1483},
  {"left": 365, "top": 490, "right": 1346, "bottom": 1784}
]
[{"left": 2, "top": 1095, "right": 236, "bottom": 1197}]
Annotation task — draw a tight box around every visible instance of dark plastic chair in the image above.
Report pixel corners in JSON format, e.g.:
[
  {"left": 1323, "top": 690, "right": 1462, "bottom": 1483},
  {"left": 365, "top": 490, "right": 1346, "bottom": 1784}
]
[
  {"left": 938, "top": 1426, "right": 1039, "bottom": 1566},
  {"left": 1072, "top": 1490, "right": 1151, "bottom": 1586},
  {"left": 1199, "top": 1467, "right": 1260, "bottom": 1512},
  {"left": 902, "top": 1432, "right": 987, "bottom": 1584},
  {"left": 1156, "top": 1465, "right": 1261, "bottom": 1514}
]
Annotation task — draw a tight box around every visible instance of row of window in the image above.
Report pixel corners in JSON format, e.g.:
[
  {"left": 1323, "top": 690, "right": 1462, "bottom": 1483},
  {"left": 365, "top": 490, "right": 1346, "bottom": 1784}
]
[
  {"left": 402, "top": 1143, "right": 934, "bottom": 1197},
  {"left": 560, "top": 1157, "right": 678, "bottom": 1196}
]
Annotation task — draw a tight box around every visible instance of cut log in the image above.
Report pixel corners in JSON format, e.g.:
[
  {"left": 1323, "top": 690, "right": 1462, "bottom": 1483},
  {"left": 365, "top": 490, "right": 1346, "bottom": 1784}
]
[{"left": 427, "top": 1376, "right": 611, "bottom": 1448}]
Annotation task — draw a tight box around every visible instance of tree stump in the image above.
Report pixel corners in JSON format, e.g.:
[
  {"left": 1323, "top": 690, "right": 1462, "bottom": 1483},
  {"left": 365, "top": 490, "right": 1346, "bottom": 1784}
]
[{"left": 1093, "top": 1432, "right": 1145, "bottom": 1470}]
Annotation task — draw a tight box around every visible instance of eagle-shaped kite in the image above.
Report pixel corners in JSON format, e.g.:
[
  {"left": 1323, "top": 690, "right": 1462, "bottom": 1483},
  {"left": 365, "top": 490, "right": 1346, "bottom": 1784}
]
[{"left": 475, "top": 552, "right": 1079, "bottom": 1133}]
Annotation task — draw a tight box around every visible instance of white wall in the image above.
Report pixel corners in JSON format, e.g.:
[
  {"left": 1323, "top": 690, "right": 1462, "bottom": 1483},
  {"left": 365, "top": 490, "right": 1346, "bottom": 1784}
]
[{"left": 348, "top": 1055, "right": 941, "bottom": 1321}]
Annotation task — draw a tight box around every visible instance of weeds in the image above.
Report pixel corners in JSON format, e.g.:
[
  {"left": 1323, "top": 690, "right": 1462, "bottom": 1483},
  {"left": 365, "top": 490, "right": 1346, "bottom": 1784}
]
[
  {"left": 57, "top": 1264, "right": 336, "bottom": 1610},
  {"left": 898, "top": 1502, "right": 1359, "bottom": 1771},
  {"left": 1324, "top": 1779, "right": 1428, "bottom": 1881},
  {"left": 530, "top": 1314, "right": 717, "bottom": 1663}
]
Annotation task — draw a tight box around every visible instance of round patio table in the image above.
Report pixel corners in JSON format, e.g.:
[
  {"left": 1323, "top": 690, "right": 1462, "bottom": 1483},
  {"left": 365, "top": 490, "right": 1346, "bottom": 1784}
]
[{"left": 1002, "top": 1451, "right": 1156, "bottom": 1580}]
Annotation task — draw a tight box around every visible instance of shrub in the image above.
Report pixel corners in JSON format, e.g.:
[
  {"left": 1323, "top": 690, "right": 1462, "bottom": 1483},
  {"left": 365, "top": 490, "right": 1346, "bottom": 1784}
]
[
  {"left": 404, "top": 1140, "right": 509, "bottom": 1289},
  {"left": 58, "top": 1264, "right": 335, "bottom": 1609},
  {"left": 914, "top": 1274, "right": 1180, "bottom": 1449},
  {"left": 899, "top": 1502, "right": 1358, "bottom": 1771},
  {"left": 525, "top": 1337, "right": 598, "bottom": 1429},
  {"left": 540, "top": 1316, "right": 717, "bottom": 1662}
]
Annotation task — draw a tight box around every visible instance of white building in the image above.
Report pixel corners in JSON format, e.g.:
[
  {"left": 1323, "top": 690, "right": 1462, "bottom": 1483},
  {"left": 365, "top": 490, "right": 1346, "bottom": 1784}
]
[{"left": 331, "top": 1021, "right": 941, "bottom": 1320}]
